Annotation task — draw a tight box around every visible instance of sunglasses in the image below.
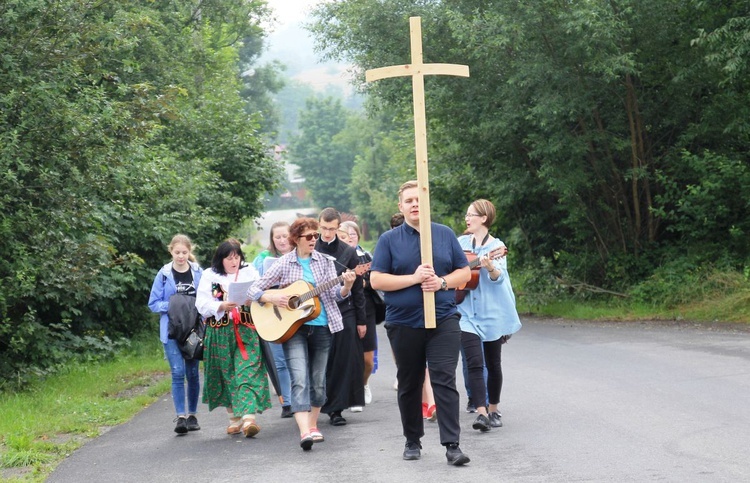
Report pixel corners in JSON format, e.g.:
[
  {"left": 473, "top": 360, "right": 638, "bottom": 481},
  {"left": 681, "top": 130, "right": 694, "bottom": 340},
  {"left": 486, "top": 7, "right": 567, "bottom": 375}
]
[{"left": 300, "top": 233, "right": 320, "bottom": 241}]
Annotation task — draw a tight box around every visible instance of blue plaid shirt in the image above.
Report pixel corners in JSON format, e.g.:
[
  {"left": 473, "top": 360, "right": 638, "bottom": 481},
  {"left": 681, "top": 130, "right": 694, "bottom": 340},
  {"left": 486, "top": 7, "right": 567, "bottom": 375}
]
[{"left": 248, "top": 249, "right": 347, "bottom": 333}]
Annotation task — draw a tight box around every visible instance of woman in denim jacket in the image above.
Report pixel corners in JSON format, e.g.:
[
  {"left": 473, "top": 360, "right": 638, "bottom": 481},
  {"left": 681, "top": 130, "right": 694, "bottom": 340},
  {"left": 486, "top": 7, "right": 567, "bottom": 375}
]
[{"left": 148, "top": 234, "right": 203, "bottom": 434}]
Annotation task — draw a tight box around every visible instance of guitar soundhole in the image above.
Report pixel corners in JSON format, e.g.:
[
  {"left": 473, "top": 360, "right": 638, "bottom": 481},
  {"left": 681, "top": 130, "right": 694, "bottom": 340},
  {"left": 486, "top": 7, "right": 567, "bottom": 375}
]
[{"left": 288, "top": 296, "right": 300, "bottom": 310}]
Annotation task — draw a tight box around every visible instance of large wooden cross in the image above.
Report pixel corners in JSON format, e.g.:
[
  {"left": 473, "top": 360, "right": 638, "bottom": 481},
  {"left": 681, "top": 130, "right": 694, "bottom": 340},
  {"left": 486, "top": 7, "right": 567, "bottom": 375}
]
[{"left": 365, "top": 16, "right": 469, "bottom": 329}]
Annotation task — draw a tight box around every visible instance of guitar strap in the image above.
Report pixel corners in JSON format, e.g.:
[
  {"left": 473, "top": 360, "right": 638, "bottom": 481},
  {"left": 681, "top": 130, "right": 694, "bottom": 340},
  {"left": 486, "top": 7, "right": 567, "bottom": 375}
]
[{"left": 471, "top": 233, "right": 490, "bottom": 251}]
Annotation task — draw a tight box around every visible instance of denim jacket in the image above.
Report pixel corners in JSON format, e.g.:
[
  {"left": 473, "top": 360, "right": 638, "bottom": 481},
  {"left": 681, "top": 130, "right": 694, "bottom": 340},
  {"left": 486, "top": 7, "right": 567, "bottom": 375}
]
[{"left": 148, "top": 261, "right": 203, "bottom": 343}]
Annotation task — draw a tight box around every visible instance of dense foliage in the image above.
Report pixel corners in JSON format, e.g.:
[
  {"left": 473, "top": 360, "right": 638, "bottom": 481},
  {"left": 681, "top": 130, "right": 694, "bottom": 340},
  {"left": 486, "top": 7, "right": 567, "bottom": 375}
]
[
  {"left": 308, "top": 0, "right": 750, "bottom": 292},
  {"left": 0, "top": 0, "right": 281, "bottom": 387}
]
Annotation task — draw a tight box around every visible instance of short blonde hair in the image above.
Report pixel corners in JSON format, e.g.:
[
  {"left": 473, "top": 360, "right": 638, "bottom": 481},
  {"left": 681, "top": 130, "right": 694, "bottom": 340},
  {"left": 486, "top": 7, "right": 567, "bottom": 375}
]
[
  {"left": 398, "top": 180, "right": 418, "bottom": 201},
  {"left": 470, "top": 199, "right": 496, "bottom": 228}
]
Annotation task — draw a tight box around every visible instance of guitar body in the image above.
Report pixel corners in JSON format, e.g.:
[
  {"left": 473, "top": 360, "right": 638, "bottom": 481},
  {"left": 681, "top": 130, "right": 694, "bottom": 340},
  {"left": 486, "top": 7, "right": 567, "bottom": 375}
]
[
  {"left": 251, "top": 280, "right": 322, "bottom": 343},
  {"left": 455, "top": 247, "right": 507, "bottom": 304},
  {"left": 457, "top": 252, "right": 481, "bottom": 291}
]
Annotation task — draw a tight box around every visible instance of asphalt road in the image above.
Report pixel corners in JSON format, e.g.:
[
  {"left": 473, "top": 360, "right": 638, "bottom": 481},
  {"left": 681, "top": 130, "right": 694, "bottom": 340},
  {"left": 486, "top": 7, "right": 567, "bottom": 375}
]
[{"left": 48, "top": 318, "right": 750, "bottom": 482}]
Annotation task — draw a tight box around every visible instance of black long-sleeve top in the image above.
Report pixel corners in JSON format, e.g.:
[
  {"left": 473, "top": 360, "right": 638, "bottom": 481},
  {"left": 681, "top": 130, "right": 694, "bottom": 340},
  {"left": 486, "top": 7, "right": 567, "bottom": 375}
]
[{"left": 315, "top": 236, "right": 367, "bottom": 326}]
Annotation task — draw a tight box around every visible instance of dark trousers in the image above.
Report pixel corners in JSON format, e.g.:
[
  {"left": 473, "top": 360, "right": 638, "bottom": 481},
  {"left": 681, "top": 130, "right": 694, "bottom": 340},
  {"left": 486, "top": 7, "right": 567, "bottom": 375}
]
[
  {"left": 386, "top": 314, "right": 462, "bottom": 445},
  {"left": 461, "top": 331, "right": 503, "bottom": 408}
]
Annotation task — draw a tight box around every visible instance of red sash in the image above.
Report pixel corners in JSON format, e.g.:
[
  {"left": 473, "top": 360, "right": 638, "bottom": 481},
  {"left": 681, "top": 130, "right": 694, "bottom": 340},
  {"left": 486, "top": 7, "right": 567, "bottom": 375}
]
[{"left": 230, "top": 307, "right": 255, "bottom": 360}]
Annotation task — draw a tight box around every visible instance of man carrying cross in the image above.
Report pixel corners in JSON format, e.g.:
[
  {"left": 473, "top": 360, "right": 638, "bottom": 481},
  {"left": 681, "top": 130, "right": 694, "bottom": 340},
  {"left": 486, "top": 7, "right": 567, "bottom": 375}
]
[
  {"left": 367, "top": 17, "right": 472, "bottom": 466},
  {"left": 370, "top": 180, "right": 471, "bottom": 465}
]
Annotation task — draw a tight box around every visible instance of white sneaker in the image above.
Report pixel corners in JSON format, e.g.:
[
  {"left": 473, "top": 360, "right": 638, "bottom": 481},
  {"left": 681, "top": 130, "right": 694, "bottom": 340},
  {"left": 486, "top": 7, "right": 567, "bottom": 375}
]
[
  {"left": 350, "top": 406, "right": 364, "bottom": 413},
  {"left": 364, "top": 385, "right": 372, "bottom": 405}
]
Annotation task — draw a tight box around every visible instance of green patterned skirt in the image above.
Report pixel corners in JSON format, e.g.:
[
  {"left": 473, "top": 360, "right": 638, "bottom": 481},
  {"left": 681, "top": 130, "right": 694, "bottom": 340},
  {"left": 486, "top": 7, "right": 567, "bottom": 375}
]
[{"left": 202, "top": 321, "right": 272, "bottom": 417}]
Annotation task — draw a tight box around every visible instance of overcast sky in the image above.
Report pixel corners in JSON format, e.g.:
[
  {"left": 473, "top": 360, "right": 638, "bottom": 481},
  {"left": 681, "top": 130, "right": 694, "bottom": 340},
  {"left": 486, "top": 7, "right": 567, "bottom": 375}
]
[{"left": 264, "top": 0, "right": 318, "bottom": 30}]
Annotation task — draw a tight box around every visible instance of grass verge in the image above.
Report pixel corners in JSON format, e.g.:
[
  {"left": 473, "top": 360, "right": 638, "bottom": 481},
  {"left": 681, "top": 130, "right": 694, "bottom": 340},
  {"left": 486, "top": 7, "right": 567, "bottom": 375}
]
[
  {"left": 518, "top": 290, "right": 750, "bottom": 326},
  {"left": 0, "top": 335, "right": 170, "bottom": 482}
]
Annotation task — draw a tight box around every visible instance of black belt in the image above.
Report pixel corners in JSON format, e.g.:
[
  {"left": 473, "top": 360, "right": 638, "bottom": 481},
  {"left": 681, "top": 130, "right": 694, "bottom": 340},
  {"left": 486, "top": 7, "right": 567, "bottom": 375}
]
[{"left": 206, "top": 310, "right": 253, "bottom": 328}]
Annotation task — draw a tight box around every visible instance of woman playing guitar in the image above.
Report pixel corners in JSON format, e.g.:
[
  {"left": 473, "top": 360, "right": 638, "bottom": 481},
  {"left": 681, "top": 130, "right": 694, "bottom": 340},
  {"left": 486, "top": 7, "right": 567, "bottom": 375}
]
[
  {"left": 456, "top": 199, "right": 521, "bottom": 433},
  {"left": 248, "top": 217, "right": 356, "bottom": 451}
]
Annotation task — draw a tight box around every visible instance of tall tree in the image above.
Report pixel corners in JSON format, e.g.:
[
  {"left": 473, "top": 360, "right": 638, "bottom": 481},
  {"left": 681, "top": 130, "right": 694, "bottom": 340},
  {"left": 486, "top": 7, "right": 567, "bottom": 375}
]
[
  {"left": 290, "top": 96, "right": 356, "bottom": 212},
  {"left": 0, "top": 0, "right": 278, "bottom": 384}
]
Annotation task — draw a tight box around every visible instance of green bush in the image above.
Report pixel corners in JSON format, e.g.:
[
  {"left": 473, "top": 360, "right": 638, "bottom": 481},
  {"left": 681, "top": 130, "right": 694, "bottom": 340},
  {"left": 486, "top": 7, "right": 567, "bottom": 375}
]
[{"left": 630, "top": 258, "right": 749, "bottom": 308}]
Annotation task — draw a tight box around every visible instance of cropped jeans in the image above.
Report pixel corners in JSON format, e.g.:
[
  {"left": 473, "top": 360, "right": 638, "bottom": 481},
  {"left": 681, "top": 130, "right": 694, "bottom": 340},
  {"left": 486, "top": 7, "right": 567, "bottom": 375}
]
[
  {"left": 270, "top": 342, "right": 292, "bottom": 406},
  {"left": 163, "top": 339, "right": 200, "bottom": 416},
  {"left": 283, "top": 324, "right": 332, "bottom": 413}
]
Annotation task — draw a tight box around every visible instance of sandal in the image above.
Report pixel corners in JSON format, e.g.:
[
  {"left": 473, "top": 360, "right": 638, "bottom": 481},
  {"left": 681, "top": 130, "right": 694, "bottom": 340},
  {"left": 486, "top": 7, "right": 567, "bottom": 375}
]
[
  {"left": 227, "top": 417, "right": 242, "bottom": 435},
  {"left": 300, "top": 433, "right": 314, "bottom": 451},
  {"left": 241, "top": 417, "right": 260, "bottom": 438},
  {"left": 309, "top": 427, "right": 324, "bottom": 442}
]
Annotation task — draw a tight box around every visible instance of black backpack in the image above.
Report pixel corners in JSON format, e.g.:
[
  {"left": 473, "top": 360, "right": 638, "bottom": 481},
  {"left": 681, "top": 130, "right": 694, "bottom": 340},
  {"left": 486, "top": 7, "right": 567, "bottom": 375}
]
[{"left": 167, "top": 293, "right": 204, "bottom": 360}]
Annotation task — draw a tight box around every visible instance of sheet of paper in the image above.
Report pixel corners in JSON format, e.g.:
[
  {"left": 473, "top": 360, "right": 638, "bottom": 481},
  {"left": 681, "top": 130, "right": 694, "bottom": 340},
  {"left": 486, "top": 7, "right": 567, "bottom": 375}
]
[
  {"left": 262, "top": 256, "right": 279, "bottom": 274},
  {"left": 227, "top": 280, "right": 253, "bottom": 305}
]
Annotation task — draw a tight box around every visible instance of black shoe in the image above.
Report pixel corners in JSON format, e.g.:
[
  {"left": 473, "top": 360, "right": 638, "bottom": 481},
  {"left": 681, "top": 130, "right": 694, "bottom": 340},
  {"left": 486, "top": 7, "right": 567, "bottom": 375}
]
[
  {"left": 445, "top": 443, "right": 470, "bottom": 466},
  {"left": 489, "top": 411, "right": 503, "bottom": 428},
  {"left": 186, "top": 415, "right": 200, "bottom": 431},
  {"left": 472, "top": 414, "right": 491, "bottom": 432},
  {"left": 465, "top": 400, "right": 477, "bottom": 413},
  {"left": 403, "top": 441, "right": 422, "bottom": 460},
  {"left": 281, "top": 406, "right": 293, "bottom": 419},
  {"left": 329, "top": 412, "right": 347, "bottom": 426},
  {"left": 174, "top": 417, "right": 188, "bottom": 434}
]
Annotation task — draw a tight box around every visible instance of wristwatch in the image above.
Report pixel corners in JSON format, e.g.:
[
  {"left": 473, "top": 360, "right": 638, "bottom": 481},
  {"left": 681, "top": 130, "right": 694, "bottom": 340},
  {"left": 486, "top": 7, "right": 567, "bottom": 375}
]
[{"left": 440, "top": 278, "right": 448, "bottom": 291}]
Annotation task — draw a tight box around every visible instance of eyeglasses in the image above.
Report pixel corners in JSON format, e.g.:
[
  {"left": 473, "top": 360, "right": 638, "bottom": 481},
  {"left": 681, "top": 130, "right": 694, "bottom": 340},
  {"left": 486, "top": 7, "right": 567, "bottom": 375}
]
[
  {"left": 300, "top": 233, "right": 320, "bottom": 241},
  {"left": 465, "top": 213, "right": 482, "bottom": 218}
]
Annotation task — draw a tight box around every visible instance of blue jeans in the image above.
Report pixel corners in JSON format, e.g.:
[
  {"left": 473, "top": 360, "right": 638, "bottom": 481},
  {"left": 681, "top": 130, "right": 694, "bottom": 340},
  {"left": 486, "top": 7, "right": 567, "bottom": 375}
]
[
  {"left": 283, "top": 325, "right": 331, "bottom": 413},
  {"left": 163, "top": 339, "right": 200, "bottom": 416},
  {"left": 270, "top": 341, "right": 291, "bottom": 406}
]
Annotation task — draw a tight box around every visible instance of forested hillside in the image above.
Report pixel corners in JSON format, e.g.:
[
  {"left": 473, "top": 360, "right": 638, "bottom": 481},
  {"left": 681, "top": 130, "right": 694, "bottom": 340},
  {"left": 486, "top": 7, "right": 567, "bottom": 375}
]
[{"left": 305, "top": 0, "right": 750, "bottom": 298}]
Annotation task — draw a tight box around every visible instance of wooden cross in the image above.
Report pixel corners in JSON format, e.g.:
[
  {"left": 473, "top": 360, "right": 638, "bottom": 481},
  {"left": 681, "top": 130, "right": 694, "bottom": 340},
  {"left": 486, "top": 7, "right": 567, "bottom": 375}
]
[{"left": 365, "top": 16, "right": 469, "bottom": 329}]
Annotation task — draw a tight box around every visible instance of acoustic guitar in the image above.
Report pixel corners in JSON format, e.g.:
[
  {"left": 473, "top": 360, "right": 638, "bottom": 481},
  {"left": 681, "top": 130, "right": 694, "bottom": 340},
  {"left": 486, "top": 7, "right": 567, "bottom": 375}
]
[
  {"left": 455, "top": 247, "right": 507, "bottom": 304},
  {"left": 252, "top": 263, "right": 370, "bottom": 343}
]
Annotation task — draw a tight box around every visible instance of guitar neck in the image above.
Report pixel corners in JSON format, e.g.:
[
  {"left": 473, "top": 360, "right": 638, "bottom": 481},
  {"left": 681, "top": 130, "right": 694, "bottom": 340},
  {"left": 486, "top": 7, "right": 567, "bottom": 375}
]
[
  {"left": 467, "top": 247, "right": 503, "bottom": 269},
  {"left": 295, "top": 261, "right": 371, "bottom": 303},
  {"left": 299, "top": 275, "right": 344, "bottom": 303}
]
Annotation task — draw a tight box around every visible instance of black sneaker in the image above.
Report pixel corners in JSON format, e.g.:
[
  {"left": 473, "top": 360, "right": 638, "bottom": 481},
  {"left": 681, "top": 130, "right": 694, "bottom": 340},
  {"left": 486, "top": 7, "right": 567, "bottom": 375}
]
[
  {"left": 489, "top": 411, "right": 503, "bottom": 428},
  {"left": 472, "top": 414, "right": 491, "bottom": 432},
  {"left": 403, "top": 441, "right": 422, "bottom": 461},
  {"left": 174, "top": 417, "right": 188, "bottom": 434},
  {"left": 186, "top": 415, "right": 200, "bottom": 431},
  {"left": 281, "top": 406, "right": 293, "bottom": 419},
  {"left": 445, "top": 443, "right": 470, "bottom": 466},
  {"left": 465, "top": 400, "right": 477, "bottom": 413}
]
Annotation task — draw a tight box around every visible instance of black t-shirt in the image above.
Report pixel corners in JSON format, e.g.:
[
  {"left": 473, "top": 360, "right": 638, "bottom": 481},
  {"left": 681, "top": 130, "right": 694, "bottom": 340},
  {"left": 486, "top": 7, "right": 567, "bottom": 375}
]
[{"left": 172, "top": 268, "right": 196, "bottom": 296}]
